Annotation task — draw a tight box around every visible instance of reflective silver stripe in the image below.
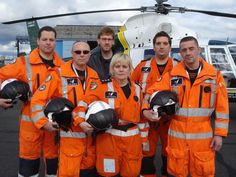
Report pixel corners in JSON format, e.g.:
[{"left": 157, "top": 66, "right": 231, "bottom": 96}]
[
  {"left": 106, "top": 128, "right": 139, "bottom": 137},
  {"left": 137, "top": 123, "right": 146, "bottom": 129},
  {"left": 77, "top": 112, "right": 85, "bottom": 119},
  {"left": 134, "top": 83, "right": 141, "bottom": 104},
  {"left": 107, "top": 82, "right": 115, "bottom": 108},
  {"left": 215, "top": 122, "right": 229, "bottom": 129},
  {"left": 25, "top": 55, "right": 33, "bottom": 92},
  {"left": 216, "top": 112, "right": 229, "bottom": 119},
  {"left": 21, "top": 115, "right": 32, "bottom": 122},
  {"left": 168, "top": 129, "right": 213, "bottom": 139},
  {"left": 141, "top": 60, "right": 151, "bottom": 93},
  {"left": 172, "top": 86, "right": 178, "bottom": 95},
  {"left": 137, "top": 122, "right": 149, "bottom": 129},
  {"left": 61, "top": 77, "right": 68, "bottom": 99},
  {"left": 32, "top": 105, "right": 44, "bottom": 112},
  {"left": 32, "top": 112, "right": 45, "bottom": 123},
  {"left": 60, "top": 131, "right": 87, "bottom": 138},
  {"left": 18, "top": 173, "right": 39, "bottom": 177},
  {"left": 210, "top": 83, "right": 217, "bottom": 108},
  {"left": 77, "top": 100, "right": 88, "bottom": 107},
  {"left": 203, "top": 79, "right": 216, "bottom": 84},
  {"left": 140, "top": 131, "right": 148, "bottom": 138},
  {"left": 176, "top": 108, "right": 214, "bottom": 117},
  {"left": 45, "top": 175, "right": 57, "bottom": 177}
]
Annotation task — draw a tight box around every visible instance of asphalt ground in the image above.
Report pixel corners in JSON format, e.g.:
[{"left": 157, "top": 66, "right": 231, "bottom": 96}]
[{"left": 0, "top": 102, "right": 235, "bottom": 177}]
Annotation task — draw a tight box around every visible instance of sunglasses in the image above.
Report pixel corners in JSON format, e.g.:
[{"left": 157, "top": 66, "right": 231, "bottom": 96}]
[{"left": 73, "top": 50, "right": 90, "bottom": 55}]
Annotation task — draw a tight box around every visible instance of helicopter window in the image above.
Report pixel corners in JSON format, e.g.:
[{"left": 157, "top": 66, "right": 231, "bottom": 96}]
[
  {"left": 171, "top": 48, "right": 181, "bottom": 61},
  {"left": 229, "top": 46, "right": 236, "bottom": 65},
  {"left": 144, "top": 49, "right": 154, "bottom": 59},
  {"left": 210, "top": 48, "right": 232, "bottom": 73}
]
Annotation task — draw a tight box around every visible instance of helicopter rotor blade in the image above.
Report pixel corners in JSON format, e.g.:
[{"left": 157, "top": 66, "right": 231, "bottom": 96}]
[
  {"left": 2, "top": 8, "right": 143, "bottom": 24},
  {"left": 182, "top": 8, "right": 236, "bottom": 18}
]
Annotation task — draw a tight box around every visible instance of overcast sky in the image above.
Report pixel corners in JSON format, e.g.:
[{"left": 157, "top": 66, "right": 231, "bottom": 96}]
[{"left": 1, "top": 0, "right": 236, "bottom": 56}]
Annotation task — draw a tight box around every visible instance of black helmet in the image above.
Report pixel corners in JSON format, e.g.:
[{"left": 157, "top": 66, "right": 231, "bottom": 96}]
[
  {"left": 44, "top": 97, "right": 75, "bottom": 131},
  {"left": 85, "top": 101, "right": 118, "bottom": 130},
  {"left": 150, "top": 90, "right": 178, "bottom": 116},
  {"left": 0, "top": 79, "right": 31, "bottom": 102}
]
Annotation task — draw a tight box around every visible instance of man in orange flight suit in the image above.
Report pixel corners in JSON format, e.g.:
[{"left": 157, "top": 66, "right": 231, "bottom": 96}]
[
  {"left": 0, "top": 26, "right": 64, "bottom": 177},
  {"left": 31, "top": 41, "right": 99, "bottom": 177},
  {"left": 74, "top": 53, "right": 147, "bottom": 177},
  {"left": 142, "top": 36, "right": 229, "bottom": 177},
  {"left": 131, "top": 31, "right": 175, "bottom": 177}
]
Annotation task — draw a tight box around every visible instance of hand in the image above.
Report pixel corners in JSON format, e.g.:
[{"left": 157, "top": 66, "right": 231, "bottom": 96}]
[
  {"left": 0, "top": 98, "right": 13, "bottom": 108},
  {"left": 143, "top": 109, "right": 161, "bottom": 122},
  {"left": 79, "top": 122, "right": 94, "bottom": 133},
  {"left": 210, "top": 135, "right": 223, "bottom": 151},
  {"left": 43, "top": 121, "right": 59, "bottom": 132}
]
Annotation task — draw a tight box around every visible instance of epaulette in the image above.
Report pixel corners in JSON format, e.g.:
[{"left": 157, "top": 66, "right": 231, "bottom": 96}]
[{"left": 100, "top": 78, "right": 112, "bottom": 84}]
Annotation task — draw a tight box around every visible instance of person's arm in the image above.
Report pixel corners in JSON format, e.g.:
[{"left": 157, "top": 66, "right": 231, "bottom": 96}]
[{"left": 211, "top": 71, "right": 229, "bottom": 151}]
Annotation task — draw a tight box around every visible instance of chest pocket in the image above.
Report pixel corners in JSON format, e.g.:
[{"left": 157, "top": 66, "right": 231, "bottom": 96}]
[{"left": 200, "top": 79, "right": 216, "bottom": 108}]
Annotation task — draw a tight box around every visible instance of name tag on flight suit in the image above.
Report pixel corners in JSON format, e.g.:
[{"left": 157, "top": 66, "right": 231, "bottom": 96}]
[
  {"left": 67, "top": 78, "right": 78, "bottom": 86},
  {"left": 171, "top": 77, "right": 183, "bottom": 86},
  {"left": 105, "top": 91, "right": 117, "bottom": 98},
  {"left": 141, "top": 67, "right": 151, "bottom": 73}
]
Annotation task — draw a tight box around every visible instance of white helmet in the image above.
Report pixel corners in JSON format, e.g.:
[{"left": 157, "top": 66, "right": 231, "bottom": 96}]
[{"left": 85, "top": 101, "right": 118, "bottom": 130}]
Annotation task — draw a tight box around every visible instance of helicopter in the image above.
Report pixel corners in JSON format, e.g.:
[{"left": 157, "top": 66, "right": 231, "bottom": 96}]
[{"left": 2, "top": 0, "right": 236, "bottom": 103}]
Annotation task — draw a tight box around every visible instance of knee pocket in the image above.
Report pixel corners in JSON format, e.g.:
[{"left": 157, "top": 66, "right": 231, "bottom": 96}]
[
  {"left": 167, "top": 148, "right": 186, "bottom": 176},
  {"left": 59, "top": 141, "right": 84, "bottom": 176},
  {"left": 20, "top": 130, "right": 41, "bottom": 157},
  {"left": 193, "top": 150, "right": 215, "bottom": 176}
]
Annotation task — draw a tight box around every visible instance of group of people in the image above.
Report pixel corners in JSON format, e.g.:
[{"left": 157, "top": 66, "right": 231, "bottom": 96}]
[{"left": 0, "top": 24, "right": 229, "bottom": 177}]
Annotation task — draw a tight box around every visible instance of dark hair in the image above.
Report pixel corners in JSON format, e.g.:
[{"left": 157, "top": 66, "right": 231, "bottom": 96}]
[
  {"left": 38, "top": 26, "right": 57, "bottom": 39},
  {"left": 153, "top": 31, "right": 172, "bottom": 46},
  {"left": 179, "top": 36, "right": 199, "bottom": 47},
  {"left": 97, "top": 26, "right": 115, "bottom": 39}
]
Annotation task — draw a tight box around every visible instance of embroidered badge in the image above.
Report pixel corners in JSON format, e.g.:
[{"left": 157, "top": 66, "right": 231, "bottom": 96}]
[
  {"left": 39, "top": 84, "right": 46, "bottom": 91},
  {"left": 141, "top": 67, "right": 151, "bottom": 73},
  {"left": 45, "top": 75, "right": 52, "bottom": 82},
  {"left": 66, "top": 78, "right": 78, "bottom": 86},
  {"left": 105, "top": 91, "right": 117, "bottom": 98},
  {"left": 90, "top": 81, "right": 98, "bottom": 90},
  {"left": 171, "top": 77, "right": 183, "bottom": 86}
]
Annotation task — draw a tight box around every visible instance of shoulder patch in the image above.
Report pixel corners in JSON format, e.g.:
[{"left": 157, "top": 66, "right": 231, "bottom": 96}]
[
  {"left": 157, "top": 77, "right": 162, "bottom": 82},
  {"left": 45, "top": 75, "right": 52, "bottom": 83},
  {"left": 39, "top": 84, "right": 46, "bottom": 91},
  {"left": 89, "top": 81, "right": 98, "bottom": 90},
  {"left": 171, "top": 77, "right": 183, "bottom": 86}
]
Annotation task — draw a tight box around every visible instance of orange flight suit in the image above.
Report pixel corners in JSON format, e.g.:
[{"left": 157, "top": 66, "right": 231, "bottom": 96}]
[
  {"left": 30, "top": 60, "right": 99, "bottom": 177},
  {"left": 143, "top": 59, "right": 229, "bottom": 177},
  {"left": 131, "top": 57, "right": 174, "bottom": 177},
  {"left": 0, "top": 48, "right": 63, "bottom": 176},
  {"left": 74, "top": 78, "right": 147, "bottom": 177}
]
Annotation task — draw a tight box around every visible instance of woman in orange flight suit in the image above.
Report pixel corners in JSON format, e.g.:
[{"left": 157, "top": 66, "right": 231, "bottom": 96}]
[{"left": 74, "top": 53, "right": 148, "bottom": 177}]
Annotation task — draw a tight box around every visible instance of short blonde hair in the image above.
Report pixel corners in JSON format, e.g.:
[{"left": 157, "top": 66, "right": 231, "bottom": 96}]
[{"left": 109, "top": 53, "right": 134, "bottom": 76}]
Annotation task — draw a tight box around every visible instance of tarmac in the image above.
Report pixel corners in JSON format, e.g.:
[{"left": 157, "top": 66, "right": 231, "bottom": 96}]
[{"left": 0, "top": 102, "right": 236, "bottom": 177}]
